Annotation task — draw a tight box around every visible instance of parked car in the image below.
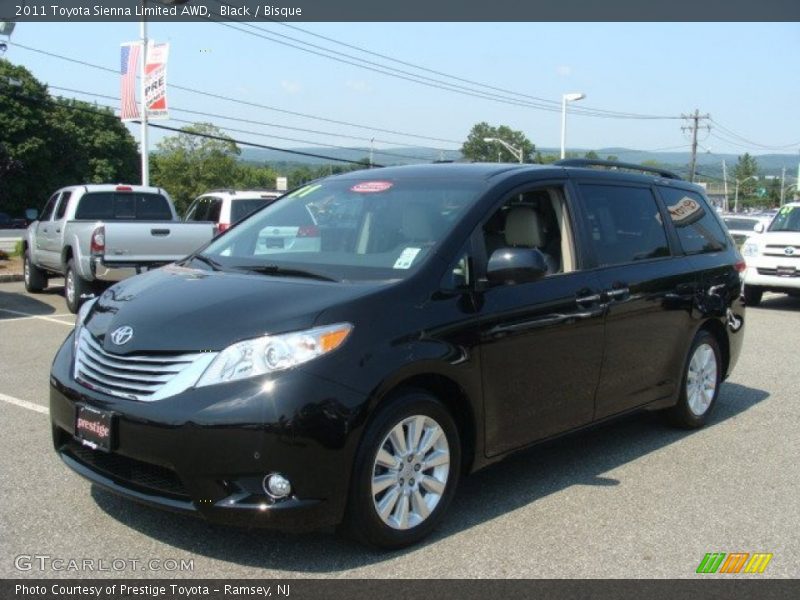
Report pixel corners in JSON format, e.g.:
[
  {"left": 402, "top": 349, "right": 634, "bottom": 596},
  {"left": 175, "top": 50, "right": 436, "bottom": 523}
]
[
  {"left": 24, "top": 184, "right": 216, "bottom": 312},
  {"left": 741, "top": 202, "right": 800, "bottom": 305},
  {"left": 184, "top": 189, "right": 283, "bottom": 234},
  {"left": 0, "top": 212, "right": 27, "bottom": 229},
  {"left": 50, "top": 161, "right": 745, "bottom": 549},
  {"left": 721, "top": 214, "right": 773, "bottom": 246}
]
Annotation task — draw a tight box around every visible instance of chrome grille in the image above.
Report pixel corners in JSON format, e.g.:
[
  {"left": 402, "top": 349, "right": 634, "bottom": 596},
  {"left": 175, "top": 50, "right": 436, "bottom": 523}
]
[{"left": 74, "top": 329, "right": 216, "bottom": 401}]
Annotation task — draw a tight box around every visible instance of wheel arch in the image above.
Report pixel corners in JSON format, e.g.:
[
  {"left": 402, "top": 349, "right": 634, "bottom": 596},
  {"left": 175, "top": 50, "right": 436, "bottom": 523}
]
[
  {"left": 364, "top": 370, "right": 478, "bottom": 476},
  {"left": 697, "top": 318, "right": 730, "bottom": 380}
]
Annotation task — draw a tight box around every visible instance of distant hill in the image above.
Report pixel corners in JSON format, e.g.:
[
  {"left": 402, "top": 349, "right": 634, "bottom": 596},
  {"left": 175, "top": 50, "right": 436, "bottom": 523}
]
[{"left": 240, "top": 146, "right": 798, "bottom": 179}]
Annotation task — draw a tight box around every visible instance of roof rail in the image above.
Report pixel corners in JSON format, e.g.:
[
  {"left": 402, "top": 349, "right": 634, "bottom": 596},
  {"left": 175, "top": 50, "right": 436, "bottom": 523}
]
[{"left": 554, "top": 158, "right": 682, "bottom": 180}]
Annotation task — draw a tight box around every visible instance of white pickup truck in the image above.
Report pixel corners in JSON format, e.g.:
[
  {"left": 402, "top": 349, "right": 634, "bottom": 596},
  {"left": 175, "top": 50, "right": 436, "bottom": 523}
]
[
  {"left": 23, "top": 184, "right": 216, "bottom": 312},
  {"left": 741, "top": 202, "right": 800, "bottom": 306}
]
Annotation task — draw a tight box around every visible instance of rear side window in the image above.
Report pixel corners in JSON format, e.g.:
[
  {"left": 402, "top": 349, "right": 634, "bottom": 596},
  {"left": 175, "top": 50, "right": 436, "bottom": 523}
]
[
  {"left": 74, "top": 193, "right": 172, "bottom": 220},
  {"left": 659, "top": 187, "right": 727, "bottom": 254},
  {"left": 54, "top": 192, "right": 72, "bottom": 220},
  {"left": 40, "top": 194, "right": 59, "bottom": 221},
  {"left": 231, "top": 198, "right": 270, "bottom": 223},
  {"left": 578, "top": 184, "right": 670, "bottom": 266}
]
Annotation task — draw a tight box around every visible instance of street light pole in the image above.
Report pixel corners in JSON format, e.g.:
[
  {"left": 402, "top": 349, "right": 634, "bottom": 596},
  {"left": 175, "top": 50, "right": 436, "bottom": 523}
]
[
  {"left": 560, "top": 92, "right": 586, "bottom": 159},
  {"left": 483, "top": 137, "right": 524, "bottom": 163},
  {"left": 139, "top": 0, "right": 149, "bottom": 186}
]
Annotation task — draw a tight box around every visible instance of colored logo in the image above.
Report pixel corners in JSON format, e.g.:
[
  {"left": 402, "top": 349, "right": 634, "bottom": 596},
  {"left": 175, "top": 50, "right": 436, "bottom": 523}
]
[{"left": 696, "top": 552, "right": 773, "bottom": 574}]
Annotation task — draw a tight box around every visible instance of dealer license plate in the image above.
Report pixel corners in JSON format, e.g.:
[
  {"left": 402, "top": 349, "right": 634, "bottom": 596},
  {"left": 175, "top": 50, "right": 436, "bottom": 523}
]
[{"left": 74, "top": 405, "right": 113, "bottom": 452}]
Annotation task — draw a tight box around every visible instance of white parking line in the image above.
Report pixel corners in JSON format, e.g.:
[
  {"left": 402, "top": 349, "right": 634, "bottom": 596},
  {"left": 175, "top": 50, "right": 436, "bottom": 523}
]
[
  {"left": 0, "top": 392, "right": 49, "bottom": 415},
  {"left": 0, "top": 308, "right": 74, "bottom": 326}
]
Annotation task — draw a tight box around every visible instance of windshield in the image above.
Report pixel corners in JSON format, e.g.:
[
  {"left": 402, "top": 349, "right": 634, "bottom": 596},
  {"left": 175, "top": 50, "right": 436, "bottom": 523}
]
[
  {"left": 768, "top": 206, "right": 800, "bottom": 232},
  {"left": 200, "top": 177, "right": 483, "bottom": 281}
]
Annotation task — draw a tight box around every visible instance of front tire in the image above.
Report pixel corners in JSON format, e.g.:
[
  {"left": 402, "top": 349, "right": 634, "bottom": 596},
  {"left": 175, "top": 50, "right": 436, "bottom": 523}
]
[
  {"left": 64, "top": 259, "right": 91, "bottom": 314},
  {"left": 743, "top": 285, "right": 763, "bottom": 306},
  {"left": 343, "top": 390, "right": 461, "bottom": 549},
  {"left": 23, "top": 250, "right": 47, "bottom": 293},
  {"left": 666, "top": 330, "right": 722, "bottom": 429}
]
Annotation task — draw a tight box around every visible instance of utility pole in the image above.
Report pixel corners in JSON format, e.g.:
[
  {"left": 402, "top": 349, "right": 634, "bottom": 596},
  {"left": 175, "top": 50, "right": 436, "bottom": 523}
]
[
  {"left": 681, "top": 109, "right": 711, "bottom": 183},
  {"left": 722, "top": 160, "right": 729, "bottom": 212},
  {"left": 369, "top": 138, "right": 374, "bottom": 169}
]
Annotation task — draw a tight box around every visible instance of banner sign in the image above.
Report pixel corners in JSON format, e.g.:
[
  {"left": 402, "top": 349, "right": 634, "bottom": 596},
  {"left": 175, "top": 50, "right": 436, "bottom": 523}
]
[
  {"left": 144, "top": 41, "right": 169, "bottom": 120},
  {"left": 119, "top": 42, "right": 141, "bottom": 121}
]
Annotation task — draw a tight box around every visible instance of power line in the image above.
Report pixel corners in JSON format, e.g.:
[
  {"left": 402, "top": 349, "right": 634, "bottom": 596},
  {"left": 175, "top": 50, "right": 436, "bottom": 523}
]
[
  {"left": 2, "top": 83, "right": 386, "bottom": 167},
  {"left": 710, "top": 119, "right": 800, "bottom": 151},
  {"left": 48, "top": 85, "right": 451, "bottom": 159},
  {"left": 207, "top": 10, "right": 680, "bottom": 120},
  {"left": 8, "top": 41, "right": 465, "bottom": 145},
  {"left": 215, "top": 1, "right": 680, "bottom": 121}
]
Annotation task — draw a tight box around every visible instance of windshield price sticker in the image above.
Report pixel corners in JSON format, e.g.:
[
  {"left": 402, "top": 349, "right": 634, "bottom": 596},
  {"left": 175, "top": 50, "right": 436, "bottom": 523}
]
[
  {"left": 351, "top": 181, "right": 393, "bottom": 193},
  {"left": 393, "top": 247, "right": 421, "bottom": 269}
]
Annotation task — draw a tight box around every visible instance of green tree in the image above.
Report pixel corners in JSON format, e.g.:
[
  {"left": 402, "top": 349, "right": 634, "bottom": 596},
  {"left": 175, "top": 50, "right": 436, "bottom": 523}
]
[
  {"left": 461, "top": 122, "right": 535, "bottom": 163},
  {"left": 732, "top": 153, "right": 760, "bottom": 207},
  {"left": 606, "top": 155, "right": 619, "bottom": 162},
  {"left": 150, "top": 122, "right": 241, "bottom": 214},
  {"left": 584, "top": 150, "right": 599, "bottom": 159},
  {"left": 0, "top": 59, "right": 139, "bottom": 216}
]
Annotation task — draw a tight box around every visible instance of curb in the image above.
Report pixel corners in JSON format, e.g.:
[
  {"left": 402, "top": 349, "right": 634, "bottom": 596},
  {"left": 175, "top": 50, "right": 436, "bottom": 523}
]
[{"left": 0, "top": 273, "right": 24, "bottom": 283}]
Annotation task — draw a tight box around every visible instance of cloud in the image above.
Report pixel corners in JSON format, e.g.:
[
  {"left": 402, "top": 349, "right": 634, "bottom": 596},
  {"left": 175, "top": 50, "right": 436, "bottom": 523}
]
[
  {"left": 346, "top": 80, "right": 373, "bottom": 93},
  {"left": 280, "top": 80, "right": 302, "bottom": 94},
  {"left": 556, "top": 65, "right": 572, "bottom": 77}
]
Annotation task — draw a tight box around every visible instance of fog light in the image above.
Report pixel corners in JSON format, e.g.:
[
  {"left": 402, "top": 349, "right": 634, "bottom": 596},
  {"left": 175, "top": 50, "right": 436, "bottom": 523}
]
[{"left": 263, "top": 473, "right": 292, "bottom": 499}]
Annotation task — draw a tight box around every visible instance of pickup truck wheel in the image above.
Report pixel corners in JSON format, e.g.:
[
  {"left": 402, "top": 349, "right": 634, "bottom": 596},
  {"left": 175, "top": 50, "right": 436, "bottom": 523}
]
[
  {"left": 65, "top": 259, "right": 90, "bottom": 314},
  {"left": 743, "top": 285, "right": 763, "bottom": 307},
  {"left": 24, "top": 251, "right": 48, "bottom": 293}
]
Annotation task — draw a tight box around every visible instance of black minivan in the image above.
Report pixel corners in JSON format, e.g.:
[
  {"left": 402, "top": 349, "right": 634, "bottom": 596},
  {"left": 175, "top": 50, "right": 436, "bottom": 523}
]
[{"left": 50, "top": 161, "right": 745, "bottom": 549}]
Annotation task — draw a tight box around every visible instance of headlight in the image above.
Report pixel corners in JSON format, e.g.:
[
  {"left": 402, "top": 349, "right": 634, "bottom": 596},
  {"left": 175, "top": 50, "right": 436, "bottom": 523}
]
[
  {"left": 742, "top": 242, "right": 759, "bottom": 257},
  {"left": 196, "top": 323, "right": 353, "bottom": 387},
  {"left": 73, "top": 298, "right": 98, "bottom": 351}
]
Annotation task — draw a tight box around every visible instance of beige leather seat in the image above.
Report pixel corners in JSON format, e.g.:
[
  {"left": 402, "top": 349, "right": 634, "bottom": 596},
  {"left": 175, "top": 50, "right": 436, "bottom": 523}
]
[{"left": 504, "top": 207, "right": 558, "bottom": 273}]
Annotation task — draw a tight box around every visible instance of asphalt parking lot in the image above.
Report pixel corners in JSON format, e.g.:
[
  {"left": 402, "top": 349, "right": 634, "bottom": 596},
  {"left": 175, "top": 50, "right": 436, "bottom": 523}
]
[{"left": 1, "top": 279, "right": 798, "bottom": 579}]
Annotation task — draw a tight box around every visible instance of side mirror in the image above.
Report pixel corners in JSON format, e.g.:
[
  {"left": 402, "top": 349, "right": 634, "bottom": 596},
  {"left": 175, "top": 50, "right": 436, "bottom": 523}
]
[
  {"left": 754, "top": 222, "right": 765, "bottom": 234},
  {"left": 486, "top": 247, "right": 548, "bottom": 285},
  {"left": 25, "top": 208, "right": 39, "bottom": 222}
]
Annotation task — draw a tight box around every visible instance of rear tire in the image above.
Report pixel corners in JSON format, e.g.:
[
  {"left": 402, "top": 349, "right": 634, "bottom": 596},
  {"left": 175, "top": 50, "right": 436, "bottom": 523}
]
[
  {"left": 666, "top": 330, "right": 722, "bottom": 429},
  {"left": 23, "top": 250, "right": 47, "bottom": 293},
  {"left": 743, "top": 285, "right": 763, "bottom": 306},
  {"left": 65, "top": 259, "right": 91, "bottom": 314},
  {"left": 343, "top": 389, "right": 461, "bottom": 550}
]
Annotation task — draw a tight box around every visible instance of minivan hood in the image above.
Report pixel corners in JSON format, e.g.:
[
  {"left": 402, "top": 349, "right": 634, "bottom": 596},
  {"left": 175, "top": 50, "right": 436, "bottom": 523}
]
[{"left": 85, "top": 265, "right": 383, "bottom": 354}]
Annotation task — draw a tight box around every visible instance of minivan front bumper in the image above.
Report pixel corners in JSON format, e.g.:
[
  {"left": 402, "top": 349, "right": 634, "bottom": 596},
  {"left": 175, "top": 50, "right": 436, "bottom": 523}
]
[{"left": 50, "top": 332, "right": 367, "bottom": 531}]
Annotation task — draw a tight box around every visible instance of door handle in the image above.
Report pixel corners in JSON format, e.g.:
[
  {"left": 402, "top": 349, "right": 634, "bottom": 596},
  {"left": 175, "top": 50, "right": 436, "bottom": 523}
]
[
  {"left": 151, "top": 228, "right": 171, "bottom": 236},
  {"left": 55, "top": 228, "right": 61, "bottom": 233},
  {"left": 576, "top": 293, "right": 602, "bottom": 305},
  {"left": 605, "top": 287, "right": 630, "bottom": 299}
]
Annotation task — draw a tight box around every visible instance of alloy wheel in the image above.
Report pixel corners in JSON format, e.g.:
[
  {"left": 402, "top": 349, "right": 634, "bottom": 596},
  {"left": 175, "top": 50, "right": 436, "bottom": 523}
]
[
  {"left": 686, "top": 343, "right": 718, "bottom": 416},
  {"left": 371, "top": 415, "right": 450, "bottom": 530}
]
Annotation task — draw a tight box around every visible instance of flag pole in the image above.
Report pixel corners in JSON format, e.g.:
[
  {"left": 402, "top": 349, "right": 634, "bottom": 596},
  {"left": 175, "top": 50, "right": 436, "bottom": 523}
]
[{"left": 140, "top": 0, "right": 149, "bottom": 186}]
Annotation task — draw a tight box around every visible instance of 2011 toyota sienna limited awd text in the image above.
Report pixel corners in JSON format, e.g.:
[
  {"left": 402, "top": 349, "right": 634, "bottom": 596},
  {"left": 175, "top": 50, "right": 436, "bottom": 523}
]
[{"left": 50, "top": 160, "right": 745, "bottom": 549}]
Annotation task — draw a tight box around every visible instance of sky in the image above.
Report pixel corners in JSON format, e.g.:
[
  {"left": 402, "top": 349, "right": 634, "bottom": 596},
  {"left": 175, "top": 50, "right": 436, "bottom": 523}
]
[{"left": 4, "top": 21, "right": 800, "bottom": 159}]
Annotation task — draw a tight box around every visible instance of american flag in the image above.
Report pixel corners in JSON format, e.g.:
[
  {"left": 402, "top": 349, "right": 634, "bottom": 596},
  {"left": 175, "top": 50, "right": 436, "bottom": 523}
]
[{"left": 120, "top": 43, "right": 141, "bottom": 121}]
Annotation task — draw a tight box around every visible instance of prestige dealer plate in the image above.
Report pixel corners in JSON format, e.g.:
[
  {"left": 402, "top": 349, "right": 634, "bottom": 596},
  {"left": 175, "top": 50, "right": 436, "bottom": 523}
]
[{"left": 74, "top": 405, "right": 113, "bottom": 452}]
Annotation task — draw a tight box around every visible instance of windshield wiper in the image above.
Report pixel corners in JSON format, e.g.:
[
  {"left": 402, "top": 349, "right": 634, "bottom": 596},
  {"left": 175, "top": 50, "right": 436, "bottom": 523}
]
[
  {"left": 232, "top": 264, "right": 337, "bottom": 282},
  {"left": 191, "top": 254, "right": 225, "bottom": 271}
]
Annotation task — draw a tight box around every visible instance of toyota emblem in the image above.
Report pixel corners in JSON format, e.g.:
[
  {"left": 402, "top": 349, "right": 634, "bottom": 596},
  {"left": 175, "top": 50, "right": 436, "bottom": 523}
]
[
  {"left": 785, "top": 246, "right": 796, "bottom": 256},
  {"left": 110, "top": 326, "right": 134, "bottom": 346}
]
